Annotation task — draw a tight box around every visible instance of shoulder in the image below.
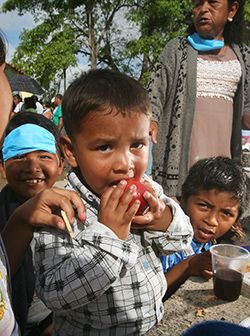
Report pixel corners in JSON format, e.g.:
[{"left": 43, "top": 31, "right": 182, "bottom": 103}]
[
  {"left": 161, "top": 36, "right": 187, "bottom": 56},
  {"left": 231, "top": 43, "right": 250, "bottom": 60},
  {"left": 158, "top": 36, "right": 188, "bottom": 68}
]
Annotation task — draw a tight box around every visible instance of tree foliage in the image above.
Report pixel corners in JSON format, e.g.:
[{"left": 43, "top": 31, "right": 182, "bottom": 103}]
[
  {"left": 125, "top": 0, "right": 193, "bottom": 83},
  {"left": 2, "top": 0, "right": 133, "bottom": 90},
  {"left": 1, "top": 0, "right": 250, "bottom": 89}
]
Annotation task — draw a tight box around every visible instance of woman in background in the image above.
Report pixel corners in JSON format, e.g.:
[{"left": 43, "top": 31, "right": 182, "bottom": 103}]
[{"left": 148, "top": 0, "right": 250, "bottom": 198}]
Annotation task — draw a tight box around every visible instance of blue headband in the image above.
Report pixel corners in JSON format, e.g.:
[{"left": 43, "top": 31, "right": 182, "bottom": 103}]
[
  {"left": 187, "top": 33, "right": 224, "bottom": 52},
  {"left": 2, "top": 124, "right": 57, "bottom": 162}
]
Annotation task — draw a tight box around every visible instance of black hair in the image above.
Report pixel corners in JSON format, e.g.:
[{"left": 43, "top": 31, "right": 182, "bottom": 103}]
[
  {"left": 182, "top": 156, "right": 248, "bottom": 218},
  {"left": 23, "top": 96, "right": 36, "bottom": 110},
  {"left": 13, "top": 94, "right": 22, "bottom": 102},
  {"left": 187, "top": 0, "right": 246, "bottom": 44},
  {"left": 62, "top": 68, "right": 151, "bottom": 139},
  {"left": 4, "top": 111, "right": 63, "bottom": 158},
  {"left": 55, "top": 93, "right": 63, "bottom": 100},
  {"left": 31, "top": 95, "right": 38, "bottom": 102},
  {"left": 43, "top": 100, "right": 53, "bottom": 108},
  {"left": 0, "top": 32, "right": 6, "bottom": 65}
]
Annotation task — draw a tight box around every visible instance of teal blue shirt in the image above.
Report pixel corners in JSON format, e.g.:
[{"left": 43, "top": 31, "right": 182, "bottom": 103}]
[{"left": 53, "top": 105, "right": 62, "bottom": 126}]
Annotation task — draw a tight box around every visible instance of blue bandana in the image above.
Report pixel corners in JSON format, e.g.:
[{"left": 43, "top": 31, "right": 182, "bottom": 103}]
[
  {"left": 187, "top": 32, "right": 224, "bottom": 52},
  {"left": 2, "top": 124, "right": 57, "bottom": 162}
]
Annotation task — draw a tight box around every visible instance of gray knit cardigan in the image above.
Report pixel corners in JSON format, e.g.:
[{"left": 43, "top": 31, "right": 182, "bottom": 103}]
[{"left": 148, "top": 37, "right": 250, "bottom": 197}]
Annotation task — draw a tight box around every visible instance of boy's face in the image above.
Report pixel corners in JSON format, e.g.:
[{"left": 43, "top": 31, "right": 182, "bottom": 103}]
[
  {"left": 63, "top": 110, "right": 150, "bottom": 197},
  {"left": 5, "top": 150, "right": 63, "bottom": 200},
  {"left": 185, "top": 189, "right": 240, "bottom": 243}
]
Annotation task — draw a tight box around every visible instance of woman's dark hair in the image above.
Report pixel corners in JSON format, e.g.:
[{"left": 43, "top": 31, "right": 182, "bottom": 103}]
[
  {"left": 187, "top": 0, "right": 246, "bottom": 44},
  {"left": 181, "top": 156, "right": 248, "bottom": 218},
  {"left": 5, "top": 111, "right": 63, "bottom": 158},
  {"left": 62, "top": 69, "right": 151, "bottom": 139}
]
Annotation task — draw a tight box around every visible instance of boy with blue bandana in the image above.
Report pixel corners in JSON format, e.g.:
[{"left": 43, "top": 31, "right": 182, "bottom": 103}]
[
  {"left": 0, "top": 112, "right": 64, "bottom": 335},
  {"left": 32, "top": 69, "right": 193, "bottom": 335},
  {"left": 0, "top": 33, "right": 85, "bottom": 336}
]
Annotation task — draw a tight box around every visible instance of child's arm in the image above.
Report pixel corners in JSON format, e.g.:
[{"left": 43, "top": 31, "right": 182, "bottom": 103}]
[
  {"left": 2, "top": 188, "right": 85, "bottom": 275},
  {"left": 165, "top": 252, "right": 212, "bottom": 298}
]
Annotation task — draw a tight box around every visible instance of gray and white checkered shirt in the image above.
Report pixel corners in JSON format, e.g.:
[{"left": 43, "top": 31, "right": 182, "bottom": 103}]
[{"left": 33, "top": 172, "right": 193, "bottom": 335}]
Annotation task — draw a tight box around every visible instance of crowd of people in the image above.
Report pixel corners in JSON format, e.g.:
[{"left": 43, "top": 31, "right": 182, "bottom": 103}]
[
  {"left": 11, "top": 93, "right": 63, "bottom": 131},
  {"left": 0, "top": 1, "right": 250, "bottom": 336}
]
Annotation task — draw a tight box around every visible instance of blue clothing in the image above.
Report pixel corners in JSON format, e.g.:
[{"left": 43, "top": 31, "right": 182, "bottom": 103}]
[
  {"left": 181, "top": 320, "right": 250, "bottom": 336},
  {"left": 161, "top": 239, "right": 213, "bottom": 273},
  {"left": 187, "top": 33, "right": 224, "bottom": 52},
  {"left": 145, "top": 139, "right": 153, "bottom": 176}
]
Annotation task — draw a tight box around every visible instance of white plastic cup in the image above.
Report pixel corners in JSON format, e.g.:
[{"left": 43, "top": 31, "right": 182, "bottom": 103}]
[{"left": 210, "top": 244, "right": 249, "bottom": 302}]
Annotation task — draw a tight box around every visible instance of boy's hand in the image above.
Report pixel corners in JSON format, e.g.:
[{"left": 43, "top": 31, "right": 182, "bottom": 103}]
[
  {"left": 99, "top": 180, "right": 141, "bottom": 240},
  {"left": 188, "top": 252, "right": 212, "bottom": 279},
  {"left": 131, "top": 180, "right": 173, "bottom": 232},
  {"left": 12, "top": 188, "right": 86, "bottom": 231},
  {"left": 3, "top": 188, "right": 86, "bottom": 275}
]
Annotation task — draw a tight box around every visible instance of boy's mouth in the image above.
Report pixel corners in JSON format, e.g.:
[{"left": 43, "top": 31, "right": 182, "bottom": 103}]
[
  {"left": 197, "top": 227, "right": 215, "bottom": 241},
  {"left": 22, "top": 178, "right": 45, "bottom": 185}
]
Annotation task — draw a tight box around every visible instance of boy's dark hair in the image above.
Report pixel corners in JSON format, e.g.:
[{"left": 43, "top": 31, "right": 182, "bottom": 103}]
[
  {"left": 187, "top": 0, "right": 246, "bottom": 44},
  {"left": 181, "top": 156, "right": 248, "bottom": 218},
  {"left": 4, "top": 111, "right": 63, "bottom": 158},
  {"left": 62, "top": 69, "right": 151, "bottom": 139}
]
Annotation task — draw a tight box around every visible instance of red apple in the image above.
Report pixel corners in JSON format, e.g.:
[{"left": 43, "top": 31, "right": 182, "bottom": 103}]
[{"left": 124, "top": 178, "right": 149, "bottom": 215}]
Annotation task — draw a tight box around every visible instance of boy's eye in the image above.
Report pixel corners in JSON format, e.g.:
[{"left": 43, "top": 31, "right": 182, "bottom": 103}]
[
  {"left": 197, "top": 202, "right": 209, "bottom": 209},
  {"left": 131, "top": 142, "right": 144, "bottom": 150},
  {"left": 12, "top": 155, "right": 25, "bottom": 161},
  {"left": 40, "top": 154, "right": 53, "bottom": 159},
  {"left": 221, "top": 210, "right": 233, "bottom": 218},
  {"left": 97, "top": 144, "right": 111, "bottom": 152}
]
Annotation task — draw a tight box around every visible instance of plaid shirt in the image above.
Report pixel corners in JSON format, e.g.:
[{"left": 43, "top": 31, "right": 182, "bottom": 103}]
[{"left": 33, "top": 172, "right": 193, "bottom": 335}]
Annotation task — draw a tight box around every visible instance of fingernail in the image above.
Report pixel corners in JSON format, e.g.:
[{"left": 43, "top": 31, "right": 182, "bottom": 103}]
[{"left": 119, "top": 180, "right": 127, "bottom": 186}]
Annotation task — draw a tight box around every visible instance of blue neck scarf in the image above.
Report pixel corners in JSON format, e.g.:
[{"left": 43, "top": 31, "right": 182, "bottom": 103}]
[{"left": 187, "top": 32, "right": 224, "bottom": 52}]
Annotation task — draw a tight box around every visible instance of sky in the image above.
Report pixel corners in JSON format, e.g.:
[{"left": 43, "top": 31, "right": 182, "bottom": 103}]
[
  {"left": 0, "top": 1, "right": 138, "bottom": 91},
  {"left": 0, "top": 0, "right": 35, "bottom": 62}
]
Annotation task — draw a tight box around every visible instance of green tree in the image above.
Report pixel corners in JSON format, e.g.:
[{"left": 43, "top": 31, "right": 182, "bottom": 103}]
[
  {"left": 125, "top": 0, "right": 191, "bottom": 84},
  {"left": 2, "top": 0, "right": 250, "bottom": 88},
  {"left": 1, "top": 0, "right": 134, "bottom": 89},
  {"left": 12, "top": 23, "right": 78, "bottom": 91}
]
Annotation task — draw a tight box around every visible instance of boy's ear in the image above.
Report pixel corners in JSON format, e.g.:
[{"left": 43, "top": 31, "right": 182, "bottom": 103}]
[{"left": 60, "top": 136, "right": 78, "bottom": 168}]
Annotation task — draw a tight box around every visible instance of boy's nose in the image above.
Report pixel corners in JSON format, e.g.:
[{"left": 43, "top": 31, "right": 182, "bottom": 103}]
[
  {"left": 23, "top": 158, "right": 41, "bottom": 172},
  {"left": 205, "top": 212, "right": 219, "bottom": 227},
  {"left": 113, "top": 151, "right": 133, "bottom": 174}
]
